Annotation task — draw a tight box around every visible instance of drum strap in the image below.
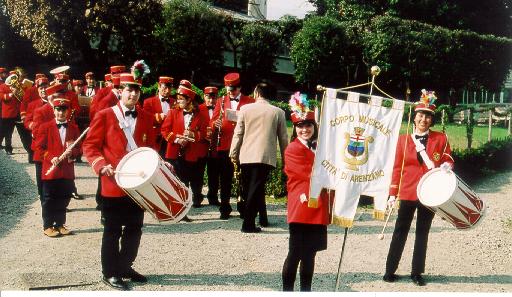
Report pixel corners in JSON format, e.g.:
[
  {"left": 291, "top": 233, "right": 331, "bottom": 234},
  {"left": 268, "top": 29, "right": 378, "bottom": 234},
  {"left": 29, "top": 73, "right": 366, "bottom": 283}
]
[
  {"left": 112, "top": 106, "right": 138, "bottom": 152},
  {"left": 411, "top": 134, "right": 434, "bottom": 170}
]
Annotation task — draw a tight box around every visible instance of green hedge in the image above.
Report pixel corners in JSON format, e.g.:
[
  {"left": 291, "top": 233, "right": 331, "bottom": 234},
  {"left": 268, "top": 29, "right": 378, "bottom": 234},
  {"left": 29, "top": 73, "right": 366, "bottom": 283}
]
[{"left": 452, "top": 136, "right": 512, "bottom": 182}]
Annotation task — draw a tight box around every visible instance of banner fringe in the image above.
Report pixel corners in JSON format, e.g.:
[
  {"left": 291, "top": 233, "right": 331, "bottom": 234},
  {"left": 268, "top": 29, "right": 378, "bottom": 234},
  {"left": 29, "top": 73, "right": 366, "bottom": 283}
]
[
  {"left": 332, "top": 215, "right": 354, "bottom": 228},
  {"left": 308, "top": 198, "right": 319, "bottom": 208}
]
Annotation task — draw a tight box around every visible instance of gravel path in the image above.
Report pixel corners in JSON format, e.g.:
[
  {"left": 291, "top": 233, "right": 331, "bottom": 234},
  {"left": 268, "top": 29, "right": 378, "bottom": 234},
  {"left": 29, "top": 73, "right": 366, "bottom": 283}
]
[{"left": 0, "top": 132, "right": 511, "bottom": 292}]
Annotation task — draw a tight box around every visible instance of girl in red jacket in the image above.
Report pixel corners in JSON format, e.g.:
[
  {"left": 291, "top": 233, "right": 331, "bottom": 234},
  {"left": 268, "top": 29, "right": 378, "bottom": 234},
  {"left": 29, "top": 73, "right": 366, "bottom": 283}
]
[{"left": 282, "top": 94, "right": 331, "bottom": 291}]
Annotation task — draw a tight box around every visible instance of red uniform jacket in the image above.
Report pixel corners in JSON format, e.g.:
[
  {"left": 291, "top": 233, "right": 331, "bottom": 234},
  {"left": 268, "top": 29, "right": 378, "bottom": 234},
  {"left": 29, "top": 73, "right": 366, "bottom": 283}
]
[
  {"left": 161, "top": 107, "right": 208, "bottom": 161},
  {"left": 83, "top": 103, "right": 156, "bottom": 198},
  {"left": 389, "top": 130, "right": 454, "bottom": 201},
  {"left": 20, "top": 85, "right": 39, "bottom": 119},
  {"left": 24, "top": 97, "right": 45, "bottom": 130},
  {"left": 0, "top": 83, "right": 20, "bottom": 119},
  {"left": 32, "top": 104, "right": 55, "bottom": 161},
  {"left": 89, "top": 86, "right": 112, "bottom": 120},
  {"left": 91, "top": 90, "right": 119, "bottom": 121},
  {"left": 35, "top": 120, "right": 81, "bottom": 180},
  {"left": 209, "top": 94, "right": 254, "bottom": 151},
  {"left": 143, "top": 95, "right": 176, "bottom": 138},
  {"left": 284, "top": 139, "right": 331, "bottom": 225}
]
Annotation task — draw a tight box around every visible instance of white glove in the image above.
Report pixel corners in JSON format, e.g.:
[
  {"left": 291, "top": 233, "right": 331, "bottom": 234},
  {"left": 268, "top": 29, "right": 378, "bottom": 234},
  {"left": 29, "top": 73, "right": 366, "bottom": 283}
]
[
  {"left": 440, "top": 162, "right": 452, "bottom": 171},
  {"left": 387, "top": 195, "right": 396, "bottom": 207}
]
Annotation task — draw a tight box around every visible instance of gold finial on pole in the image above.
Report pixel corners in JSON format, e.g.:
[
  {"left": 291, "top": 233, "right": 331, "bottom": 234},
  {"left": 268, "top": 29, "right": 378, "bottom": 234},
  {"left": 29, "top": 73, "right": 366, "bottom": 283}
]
[{"left": 369, "top": 65, "right": 381, "bottom": 96}]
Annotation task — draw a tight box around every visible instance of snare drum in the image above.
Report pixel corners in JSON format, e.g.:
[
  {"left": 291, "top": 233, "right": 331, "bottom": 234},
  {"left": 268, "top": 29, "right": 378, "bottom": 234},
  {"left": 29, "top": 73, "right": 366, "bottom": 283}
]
[
  {"left": 115, "top": 147, "right": 192, "bottom": 223},
  {"left": 417, "top": 168, "right": 486, "bottom": 230}
]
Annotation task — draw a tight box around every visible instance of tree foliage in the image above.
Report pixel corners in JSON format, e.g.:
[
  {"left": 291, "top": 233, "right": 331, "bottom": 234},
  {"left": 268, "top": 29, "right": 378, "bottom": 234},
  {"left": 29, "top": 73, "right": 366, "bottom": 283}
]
[
  {"left": 4, "top": 0, "right": 163, "bottom": 74},
  {"left": 239, "top": 22, "right": 280, "bottom": 85},
  {"left": 155, "top": 0, "right": 225, "bottom": 84}
]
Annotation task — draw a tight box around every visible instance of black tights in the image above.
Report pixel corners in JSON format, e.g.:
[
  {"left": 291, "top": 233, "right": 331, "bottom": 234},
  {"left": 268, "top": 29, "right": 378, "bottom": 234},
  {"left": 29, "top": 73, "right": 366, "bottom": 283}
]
[{"left": 282, "top": 250, "right": 317, "bottom": 291}]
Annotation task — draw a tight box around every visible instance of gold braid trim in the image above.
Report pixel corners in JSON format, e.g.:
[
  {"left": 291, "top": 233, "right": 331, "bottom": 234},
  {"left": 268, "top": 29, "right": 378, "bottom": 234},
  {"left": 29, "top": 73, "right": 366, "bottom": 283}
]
[
  {"left": 308, "top": 198, "right": 319, "bottom": 208},
  {"left": 332, "top": 215, "right": 354, "bottom": 228},
  {"left": 165, "top": 132, "right": 174, "bottom": 142},
  {"left": 91, "top": 156, "right": 105, "bottom": 168}
]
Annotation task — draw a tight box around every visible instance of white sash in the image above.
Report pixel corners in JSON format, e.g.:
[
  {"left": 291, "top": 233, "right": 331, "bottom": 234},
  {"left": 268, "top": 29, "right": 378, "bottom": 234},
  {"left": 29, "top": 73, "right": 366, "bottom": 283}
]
[
  {"left": 411, "top": 134, "right": 434, "bottom": 170},
  {"left": 112, "top": 106, "right": 138, "bottom": 152}
]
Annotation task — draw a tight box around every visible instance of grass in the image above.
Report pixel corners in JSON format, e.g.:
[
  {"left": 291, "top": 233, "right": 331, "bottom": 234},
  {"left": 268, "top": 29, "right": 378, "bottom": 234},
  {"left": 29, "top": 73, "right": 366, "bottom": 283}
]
[{"left": 285, "top": 121, "right": 510, "bottom": 150}]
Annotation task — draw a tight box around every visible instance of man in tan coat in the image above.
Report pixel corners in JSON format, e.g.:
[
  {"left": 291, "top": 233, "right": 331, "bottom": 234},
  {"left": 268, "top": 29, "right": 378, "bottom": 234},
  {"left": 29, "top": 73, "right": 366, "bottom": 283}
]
[{"left": 230, "top": 82, "right": 288, "bottom": 233}]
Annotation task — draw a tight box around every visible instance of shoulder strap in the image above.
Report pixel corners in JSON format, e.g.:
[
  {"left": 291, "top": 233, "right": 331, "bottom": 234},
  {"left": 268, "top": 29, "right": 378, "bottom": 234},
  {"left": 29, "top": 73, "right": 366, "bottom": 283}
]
[{"left": 111, "top": 105, "right": 138, "bottom": 152}]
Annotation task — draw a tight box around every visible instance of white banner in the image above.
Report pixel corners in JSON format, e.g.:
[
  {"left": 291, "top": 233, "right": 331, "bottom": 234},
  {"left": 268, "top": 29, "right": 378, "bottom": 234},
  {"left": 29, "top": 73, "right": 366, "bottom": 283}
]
[{"left": 309, "top": 89, "right": 405, "bottom": 228}]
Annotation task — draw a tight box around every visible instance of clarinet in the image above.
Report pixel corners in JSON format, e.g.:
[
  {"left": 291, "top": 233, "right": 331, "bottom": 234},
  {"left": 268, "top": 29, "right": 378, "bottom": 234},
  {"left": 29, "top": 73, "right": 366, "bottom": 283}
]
[
  {"left": 216, "top": 98, "right": 224, "bottom": 148},
  {"left": 208, "top": 98, "right": 224, "bottom": 153},
  {"left": 179, "top": 110, "right": 194, "bottom": 158}
]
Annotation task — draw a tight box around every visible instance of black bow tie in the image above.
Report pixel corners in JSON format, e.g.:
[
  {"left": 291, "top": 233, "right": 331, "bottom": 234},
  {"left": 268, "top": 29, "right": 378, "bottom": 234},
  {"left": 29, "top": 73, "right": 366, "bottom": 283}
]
[
  {"left": 207, "top": 106, "right": 214, "bottom": 110},
  {"left": 183, "top": 111, "right": 193, "bottom": 116},
  {"left": 230, "top": 98, "right": 239, "bottom": 103},
  {"left": 161, "top": 98, "right": 170, "bottom": 103},
  {"left": 307, "top": 140, "right": 317, "bottom": 150},
  {"left": 57, "top": 122, "right": 68, "bottom": 129},
  {"left": 125, "top": 110, "right": 138, "bottom": 118}
]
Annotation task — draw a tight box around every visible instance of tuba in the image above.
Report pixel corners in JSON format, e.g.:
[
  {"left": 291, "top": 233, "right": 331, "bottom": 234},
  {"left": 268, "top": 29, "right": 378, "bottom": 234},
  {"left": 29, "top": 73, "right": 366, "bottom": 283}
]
[{"left": 5, "top": 74, "right": 24, "bottom": 102}]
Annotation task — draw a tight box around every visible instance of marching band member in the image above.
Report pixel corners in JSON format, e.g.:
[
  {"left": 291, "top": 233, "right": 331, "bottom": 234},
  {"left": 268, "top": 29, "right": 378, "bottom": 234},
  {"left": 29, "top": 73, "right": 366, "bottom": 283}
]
[
  {"left": 0, "top": 67, "right": 6, "bottom": 149},
  {"left": 83, "top": 72, "right": 98, "bottom": 97},
  {"left": 383, "top": 90, "right": 454, "bottom": 286},
  {"left": 20, "top": 73, "right": 45, "bottom": 123},
  {"left": 199, "top": 86, "right": 221, "bottom": 206},
  {"left": 143, "top": 76, "right": 174, "bottom": 157},
  {"left": 161, "top": 86, "right": 208, "bottom": 208},
  {"left": 72, "top": 79, "right": 85, "bottom": 96},
  {"left": 230, "top": 82, "right": 288, "bottom": 232},
  {"left": 54, "top": 73, "right": 81, "bottom": 119},
  {"left": 89, "top": 66, "right": 125, "bottom": 121},
  {"left": 83, "top": 73, "right": 155, "bottom": 290},
  {"left": 0, "top": 69, "right": 24, "bottom": 155},
  {"left": 34, "top": 98, "right": 81, "bottom": 237},
  {"left": 25, "top": 77, "right": 51, "bottom": 198},
  {"left": 209, "top": 73, "right": 254, "bottom": 219},
  {"left": 281, "top": 105, "right": 330, "bottom": 291}
]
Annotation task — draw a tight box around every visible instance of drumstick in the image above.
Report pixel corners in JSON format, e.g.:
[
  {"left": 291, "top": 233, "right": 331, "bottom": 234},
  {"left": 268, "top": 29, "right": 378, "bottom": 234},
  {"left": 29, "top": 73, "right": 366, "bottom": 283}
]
[
  {"left": 378, "top": 201, "right": 396, "bottom": 240},
  {"left": 114, "top": 170, "right": 145, "bottom": 178}
]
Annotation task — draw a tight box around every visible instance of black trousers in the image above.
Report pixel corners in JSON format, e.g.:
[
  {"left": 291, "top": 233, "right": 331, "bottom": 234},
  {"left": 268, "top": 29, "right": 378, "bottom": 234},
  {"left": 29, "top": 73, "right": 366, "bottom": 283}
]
[
  {"left": 101, "top": 196, "right": 144, "bottom": 277},
  {"left": 217, "top": 151, "right": 234, "bottom": 216},
  {"left": 34, "top": 161, "right": 43, "bottom": 197},
  {"left": 168, "top": 157, "right": 203, "bottom": 205},
  {"left": 0, "top": 117, "right": 32, "bottom": 157},
  {"left": 240, "top": 163, "right": 272, "bottom": 230},
  {"left": 41, "top": 179, "right": 74, "bottom": 229},
  {"left": 385, "top": 199, "right": 435, "bottom": 275},
  {"left": 205, "top": 155, "right": 221, "bottom": 203}
]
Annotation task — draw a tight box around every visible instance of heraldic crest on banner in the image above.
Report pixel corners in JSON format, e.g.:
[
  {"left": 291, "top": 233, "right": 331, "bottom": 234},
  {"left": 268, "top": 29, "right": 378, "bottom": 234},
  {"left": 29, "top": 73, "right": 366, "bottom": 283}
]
[
  {"left": 309, "top": 89, "right": 405, "bottom": 228},
  {"left": 343, "top": 127, "right": 374, "bottom": 171}
]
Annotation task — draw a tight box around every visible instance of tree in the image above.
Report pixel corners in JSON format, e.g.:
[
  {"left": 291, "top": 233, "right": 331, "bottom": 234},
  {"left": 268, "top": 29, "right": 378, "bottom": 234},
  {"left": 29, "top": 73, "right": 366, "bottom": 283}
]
[
  {"left": 4, "top": 0, "right": 163, "bottom": 76},
  {"left": 154, "top": 0, "right": 225, "bottom": 85},
  {"left": 239, "top": 22, "right": 280, "bottom": 86},
  {"left": 290, "top": 16, "right": 350, "bottom": 91}
]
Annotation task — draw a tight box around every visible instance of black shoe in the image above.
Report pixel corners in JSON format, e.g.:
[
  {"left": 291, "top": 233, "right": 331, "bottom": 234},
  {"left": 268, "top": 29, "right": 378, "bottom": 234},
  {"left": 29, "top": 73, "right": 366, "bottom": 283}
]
[
  {"left": 241, "top": 227, "right": 262, "bottom": 233},
  {"left": 410, "top": 274, "right": 426, "bottom": 286},
  {"left": 259, "top": 219, "right": 269, "bottom": 227},
  {"left": 219, "top": 213, "right": 230, "bottom": 220},
  {"left": 192, "top": 203, "right": 202, "bottom": 208},
  {"left": 383, "top": 273, "right": 399, "bottom": 283},
  {"left": 71, "top": 192, "right": 84, "bottom": 200},
  {"left": 102, "top": 276, "right": 128, "bottom": 290},
  {"left": 180, "top": 215, "right": 193, "bottom": 222},
  {"left": 122, "top": 269, "right": 147, "bottom": 283}
]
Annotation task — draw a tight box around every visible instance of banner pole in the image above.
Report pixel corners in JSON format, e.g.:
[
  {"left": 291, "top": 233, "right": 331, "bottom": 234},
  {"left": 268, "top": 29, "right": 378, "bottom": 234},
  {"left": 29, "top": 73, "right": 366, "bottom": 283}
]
[{"left": 334, "top": 227, "right": 349, "bottom": 292}]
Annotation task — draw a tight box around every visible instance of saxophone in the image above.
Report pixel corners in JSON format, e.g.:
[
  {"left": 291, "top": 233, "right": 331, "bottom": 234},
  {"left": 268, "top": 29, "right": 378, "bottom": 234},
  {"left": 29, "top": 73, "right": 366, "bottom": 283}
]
[{"left": 232, "top": 158, "right": 245, "bottom": 218}]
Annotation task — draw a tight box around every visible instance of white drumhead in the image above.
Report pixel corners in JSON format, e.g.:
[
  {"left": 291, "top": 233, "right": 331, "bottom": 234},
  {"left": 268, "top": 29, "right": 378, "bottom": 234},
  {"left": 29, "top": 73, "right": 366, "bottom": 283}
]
[
  {"left": 115, "top": 147, "right": 159, "bottom": 189},
  {"left": 417, "top": 168, "right": 457, "bottom": 207}
]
